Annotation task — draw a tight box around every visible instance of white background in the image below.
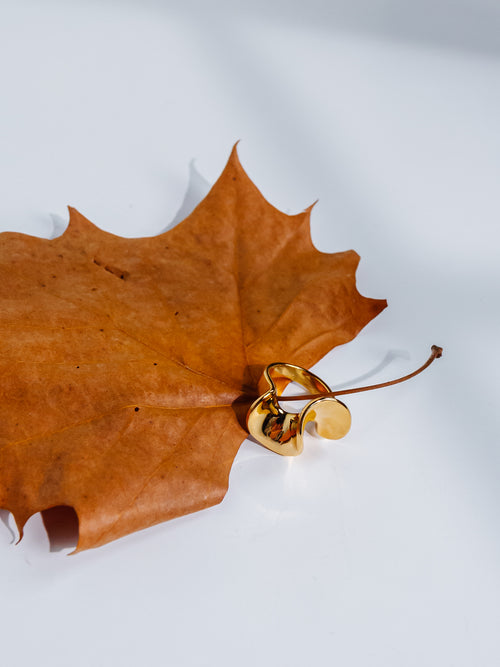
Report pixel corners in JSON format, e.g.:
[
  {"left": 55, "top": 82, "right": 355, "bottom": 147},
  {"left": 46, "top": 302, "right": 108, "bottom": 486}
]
[{"left": 1, "top": 1, "right": 499, "bottom": 665}]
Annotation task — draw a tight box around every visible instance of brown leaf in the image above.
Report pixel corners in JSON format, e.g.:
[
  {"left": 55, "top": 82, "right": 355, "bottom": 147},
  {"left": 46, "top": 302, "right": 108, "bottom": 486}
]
[{"left": 0, "top": 147, "right": 386, "bottom": 551}]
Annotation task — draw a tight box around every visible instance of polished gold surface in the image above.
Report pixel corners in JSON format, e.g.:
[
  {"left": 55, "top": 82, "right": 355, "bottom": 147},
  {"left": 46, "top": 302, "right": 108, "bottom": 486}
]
[{"left": 246, "top": 363, "right": 351, "bottom": 456}]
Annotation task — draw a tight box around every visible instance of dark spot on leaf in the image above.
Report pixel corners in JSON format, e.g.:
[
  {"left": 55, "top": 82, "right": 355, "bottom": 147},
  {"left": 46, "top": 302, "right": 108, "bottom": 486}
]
[
  {"left": 175, "top": 311, "right": 179, "bottom": 316},
  {"left": 232, "top": 177, "right": 236, "bottom": 181},
  {"left": 93, "top": 257, "right": 129, "bottom": 281},
  {"left": 99, "top": 328, "right": 104, "bottom": 332},
  {"left": 153, "top": 362, "right": 157, "bottom": 365},
  {"left": 76, "top": 366, "right": 79, "bottom": 369},
  {"left": 135, "top": 407, "right": 139, "bottom": 412}
]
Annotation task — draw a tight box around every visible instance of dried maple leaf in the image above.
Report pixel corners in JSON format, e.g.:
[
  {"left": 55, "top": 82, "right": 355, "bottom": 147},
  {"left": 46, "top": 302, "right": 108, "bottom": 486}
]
[{"left": 0, "top": 147, "right": 386, "bottom": 551}]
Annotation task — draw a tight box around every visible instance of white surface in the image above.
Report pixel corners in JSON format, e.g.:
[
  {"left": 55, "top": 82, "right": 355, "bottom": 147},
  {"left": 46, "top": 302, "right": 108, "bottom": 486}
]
[{"left": 1, "top": 1, "right": 500, "bottom": 665}]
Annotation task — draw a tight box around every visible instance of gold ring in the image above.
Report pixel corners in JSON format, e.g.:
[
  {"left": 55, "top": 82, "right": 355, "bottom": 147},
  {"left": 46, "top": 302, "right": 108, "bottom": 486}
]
[{"left": 246, "top": 363, "right": 351, "bottom": 456}]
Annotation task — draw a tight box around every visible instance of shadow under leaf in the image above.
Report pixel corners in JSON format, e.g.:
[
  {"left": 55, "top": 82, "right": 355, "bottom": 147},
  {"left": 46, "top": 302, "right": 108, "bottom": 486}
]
[{"left": 41, "top": 506, "right": 79, "bottom": 553}]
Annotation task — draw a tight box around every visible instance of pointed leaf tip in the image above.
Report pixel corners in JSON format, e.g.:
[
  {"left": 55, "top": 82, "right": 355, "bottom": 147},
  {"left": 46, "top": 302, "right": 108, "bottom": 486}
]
[
  {"left": 63, "top": 206, "right": 102, "bottom": 239},
  {"left": 227, "top": 141, "right": 243, "bottom": 171}
]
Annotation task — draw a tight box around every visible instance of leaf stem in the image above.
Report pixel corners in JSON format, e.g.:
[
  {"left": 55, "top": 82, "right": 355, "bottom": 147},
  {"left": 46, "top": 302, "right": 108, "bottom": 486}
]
[{"left": 279, "top": 345, "right": 443, "bottom": 402}]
